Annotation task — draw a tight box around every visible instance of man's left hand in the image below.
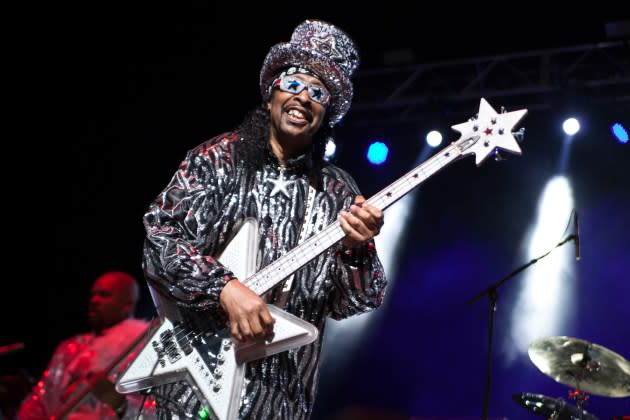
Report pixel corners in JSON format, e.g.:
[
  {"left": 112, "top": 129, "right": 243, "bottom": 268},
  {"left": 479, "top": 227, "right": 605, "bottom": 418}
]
[{"left": 339, "top": 195, "right": 384, "bottom": 248}]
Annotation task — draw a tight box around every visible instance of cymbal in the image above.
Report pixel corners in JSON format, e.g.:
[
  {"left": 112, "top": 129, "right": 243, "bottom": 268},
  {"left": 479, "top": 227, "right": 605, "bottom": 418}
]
[
  {"left": 528, "top": 336, "right": 630, "bottom": 397},
  {"left": 512, "top": 392, "right": 599, "bottom": 420}
]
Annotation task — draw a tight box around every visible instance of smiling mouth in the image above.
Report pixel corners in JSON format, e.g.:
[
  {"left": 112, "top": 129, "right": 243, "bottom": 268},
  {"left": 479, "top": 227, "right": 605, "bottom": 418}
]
[{"left": 286, "top": 108, "right": 310, "bottom": 124}]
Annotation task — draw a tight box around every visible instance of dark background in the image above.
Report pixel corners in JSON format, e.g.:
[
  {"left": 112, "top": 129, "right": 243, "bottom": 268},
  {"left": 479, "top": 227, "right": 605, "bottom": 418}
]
[{"left": 4, "top": 3, "right": 630, "bottom": 419}]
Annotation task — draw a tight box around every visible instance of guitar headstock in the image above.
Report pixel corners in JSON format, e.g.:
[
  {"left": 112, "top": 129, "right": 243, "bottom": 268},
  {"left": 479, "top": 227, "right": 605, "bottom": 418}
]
[{"left": 451, "top": 98, "right": 528, "bottom": 166}]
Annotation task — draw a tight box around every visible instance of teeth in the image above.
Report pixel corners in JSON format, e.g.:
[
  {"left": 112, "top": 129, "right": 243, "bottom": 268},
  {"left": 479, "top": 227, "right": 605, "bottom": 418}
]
[{"left": 288, "top": 109, "right": 305, "bottom": 119}]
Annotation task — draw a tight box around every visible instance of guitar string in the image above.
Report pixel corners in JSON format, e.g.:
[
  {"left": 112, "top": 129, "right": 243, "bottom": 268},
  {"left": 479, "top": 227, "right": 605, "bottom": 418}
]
[
  {"left": 164, "top": 143, "right": 463, "bottom": 347},
  {"left": 245, "top": 142, "right": 462, "bottom": 295},
  {"left": 164, "top": 143, "right": 462, "bottom": 346}
]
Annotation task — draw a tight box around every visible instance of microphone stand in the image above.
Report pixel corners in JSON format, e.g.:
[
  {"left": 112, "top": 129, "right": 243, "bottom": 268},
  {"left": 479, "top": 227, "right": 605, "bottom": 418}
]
[{"left": 467, "top": 233, "right": 577, "bottom": 420}]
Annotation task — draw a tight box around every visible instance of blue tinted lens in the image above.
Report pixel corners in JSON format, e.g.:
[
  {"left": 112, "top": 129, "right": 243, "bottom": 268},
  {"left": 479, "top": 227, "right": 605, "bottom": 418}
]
[{"left": 278, "top": 77, "right": 330, "bottom": 105}]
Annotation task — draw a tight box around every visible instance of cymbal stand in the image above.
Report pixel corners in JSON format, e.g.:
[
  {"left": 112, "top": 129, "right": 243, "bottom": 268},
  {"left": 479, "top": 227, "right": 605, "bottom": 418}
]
[
  {"left": 568, "top": 388, "right": 590, "bottom": 419},
  {"left": 568, "top": 343, "right": 597, "bottom": 420},
  {"left": 467, "top": 234, "right": 576, "bottom": 420}
]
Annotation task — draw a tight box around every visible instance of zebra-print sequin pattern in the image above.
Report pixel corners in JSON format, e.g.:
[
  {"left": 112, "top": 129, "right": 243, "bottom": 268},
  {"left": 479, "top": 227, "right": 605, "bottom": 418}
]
[{"left": 143, "top": 132, "right": 387, "bottom": 419}]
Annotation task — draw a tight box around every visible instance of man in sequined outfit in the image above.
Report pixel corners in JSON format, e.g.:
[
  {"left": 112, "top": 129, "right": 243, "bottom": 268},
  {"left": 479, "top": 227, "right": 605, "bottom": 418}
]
[
  {"left": 140, "top": 20, "right": 388, "bottom": 419},
  {"left": 17, "top": 271, "right": 155, "bottom": 419}
]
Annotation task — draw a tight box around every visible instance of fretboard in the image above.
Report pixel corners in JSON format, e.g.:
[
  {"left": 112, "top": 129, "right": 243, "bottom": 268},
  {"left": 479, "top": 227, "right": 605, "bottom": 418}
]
[{"left": 244, "top": 142, "right": 464, "bottom": 296}]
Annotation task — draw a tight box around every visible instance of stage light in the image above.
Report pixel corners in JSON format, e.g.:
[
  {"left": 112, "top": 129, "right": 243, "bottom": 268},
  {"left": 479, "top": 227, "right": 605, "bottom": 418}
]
[
  {"left": 324, "top": 138, "right": 337, "bottom": 161},
  {"left": 366, "top": 141, "right": 389, "bottom": 165},
  {"left": 425, "top": 130, "right": 443, "bottom": 148},
  {"left": 562, "top": 117, "right": 580, "bottom": 136},
  {"left": 611, "top": 123, "right": 628, "bottom": 144},
  {"left": 507, "top": 176, "right": 575, "bottom": 362}
]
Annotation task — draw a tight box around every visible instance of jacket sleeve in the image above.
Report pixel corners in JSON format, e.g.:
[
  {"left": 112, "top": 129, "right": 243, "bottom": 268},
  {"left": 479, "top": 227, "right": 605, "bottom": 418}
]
[
  {"left": 17, "top": 339, "right": 77, "bottom": 420},
  {"left": 326, "top": 170, "right": 388, "bottom": 320},
  {"left": 142, "top": 137, "right": 237, "bottom": 312},
  {"left": 328, "top": 239, "right": 387, "bottom": 320},
  {"left": 17, "top": 386, "right": 48, "bottom": 420}
]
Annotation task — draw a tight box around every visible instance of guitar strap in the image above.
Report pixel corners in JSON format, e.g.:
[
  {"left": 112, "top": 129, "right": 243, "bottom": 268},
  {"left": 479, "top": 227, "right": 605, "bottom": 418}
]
[{"left": 275, "top": 184, "right": 316, "bottom": 308}]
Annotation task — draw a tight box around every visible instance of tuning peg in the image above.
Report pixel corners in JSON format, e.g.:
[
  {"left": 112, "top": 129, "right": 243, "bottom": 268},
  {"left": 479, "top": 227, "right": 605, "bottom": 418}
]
[
  {"left": 512, "top": 127, "right": 526, "bottom": 142},
  {"left": 500, "top": 106, "right": 506, "bottom": 113}
]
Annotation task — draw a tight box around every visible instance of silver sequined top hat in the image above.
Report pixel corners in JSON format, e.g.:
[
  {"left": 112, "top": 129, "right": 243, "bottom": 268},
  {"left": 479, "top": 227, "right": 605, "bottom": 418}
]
[{"left": 260, "top": 19, "right": 360, "bottom": 127}]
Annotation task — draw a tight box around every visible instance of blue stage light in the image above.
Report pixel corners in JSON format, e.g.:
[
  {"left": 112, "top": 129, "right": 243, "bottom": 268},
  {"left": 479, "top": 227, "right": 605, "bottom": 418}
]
[
  {"left": 611, "top": 123, "right": 628, "bottom": 144},
  {"left": 366, "top": 141, "right": 389, "bottom": 165}
]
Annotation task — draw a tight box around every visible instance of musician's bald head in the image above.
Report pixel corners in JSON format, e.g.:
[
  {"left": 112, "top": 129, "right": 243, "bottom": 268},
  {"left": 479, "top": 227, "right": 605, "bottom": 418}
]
[{"left": 88, "top": 271, "right": 139, "bottom": 333}]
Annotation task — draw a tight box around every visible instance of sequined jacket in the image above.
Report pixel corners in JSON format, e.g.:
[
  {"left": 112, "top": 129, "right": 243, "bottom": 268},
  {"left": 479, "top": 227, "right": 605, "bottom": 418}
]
[
  {"left": 142, "top": 132, "right": 387, "bottom": 419},
  {"left": 17, "top": 319, "right": 155, "bottom": 420}
]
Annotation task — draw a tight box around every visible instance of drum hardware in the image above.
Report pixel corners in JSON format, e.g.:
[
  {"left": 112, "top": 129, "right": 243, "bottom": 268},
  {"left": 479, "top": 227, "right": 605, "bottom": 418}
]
[{"left": 516, "top": 336, "right": 630, "bottom": 419}]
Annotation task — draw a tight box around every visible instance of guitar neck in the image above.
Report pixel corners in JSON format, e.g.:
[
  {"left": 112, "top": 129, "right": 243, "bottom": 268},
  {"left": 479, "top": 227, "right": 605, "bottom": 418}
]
[
  {"left": 244, "top": 142, "right": 464, "bottom": 296},
  {"left": 366, "top": 142, "right": 462, "bottom": 209}
]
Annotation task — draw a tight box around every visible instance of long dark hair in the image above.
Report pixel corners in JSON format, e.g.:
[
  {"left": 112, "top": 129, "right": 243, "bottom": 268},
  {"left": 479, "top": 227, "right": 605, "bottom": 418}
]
[{"left": 234, "top": 103, "right": 333, "bottom": 171}]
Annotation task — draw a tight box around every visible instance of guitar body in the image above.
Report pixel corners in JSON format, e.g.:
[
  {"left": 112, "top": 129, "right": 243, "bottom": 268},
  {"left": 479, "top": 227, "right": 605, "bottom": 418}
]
[{"left": 116, "top": 219, "right": 319, "bottom": 420}]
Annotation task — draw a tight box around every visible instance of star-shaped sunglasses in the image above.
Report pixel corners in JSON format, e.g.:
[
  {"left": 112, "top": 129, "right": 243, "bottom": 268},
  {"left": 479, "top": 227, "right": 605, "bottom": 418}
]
[{"left": 273, "top": 76, "right": 331, "bottom": 106}]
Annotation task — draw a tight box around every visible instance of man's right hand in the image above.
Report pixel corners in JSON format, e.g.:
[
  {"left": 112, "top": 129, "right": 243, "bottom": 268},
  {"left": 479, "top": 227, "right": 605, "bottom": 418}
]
[{"left": 219, "top": 279, "right": 275, "bottom": 342}]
